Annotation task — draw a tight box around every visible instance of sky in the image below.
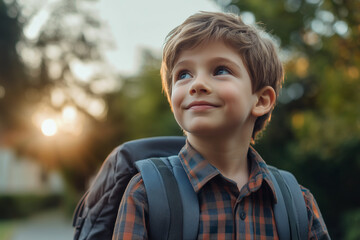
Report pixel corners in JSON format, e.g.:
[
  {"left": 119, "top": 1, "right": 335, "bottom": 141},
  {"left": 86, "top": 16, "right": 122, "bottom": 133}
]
[{"left": 94, "top": 0, "right": 220, "bottom": 75}]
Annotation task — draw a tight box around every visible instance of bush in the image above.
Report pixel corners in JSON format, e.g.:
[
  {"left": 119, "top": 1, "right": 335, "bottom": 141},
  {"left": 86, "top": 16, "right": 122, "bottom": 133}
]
[
  {"left": 343, "top": 209, "right": 360, "bottom": 240},
  {"left": 0, "top": 193, "right": 62, "bottom": 219}
]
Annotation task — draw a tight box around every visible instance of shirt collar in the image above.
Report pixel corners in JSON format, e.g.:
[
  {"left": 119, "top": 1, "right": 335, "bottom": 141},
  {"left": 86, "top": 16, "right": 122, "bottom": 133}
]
[
  {"left": 178, "top": 141, "right": 277, "bottom": 203},
  {"left": 178, "top": 141, "right": 220, "bottom": 192},
  {"left": 247, "top": 146, "right": 278, "bottom": 203}
]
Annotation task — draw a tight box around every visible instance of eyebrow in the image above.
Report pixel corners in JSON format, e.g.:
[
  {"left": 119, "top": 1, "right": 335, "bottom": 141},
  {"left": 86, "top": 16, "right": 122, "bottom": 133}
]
[
  {"left": 171, "top": 60, "right": 189, "bottom": 78},
  {"left": 208, "top": 57, "right": 243, "bottom": 70},
  {"left": 174, "top": 57, "right": 242, "bottom": 69},
  {"left": 172, "top": 59, "right": 192, "bottom": 71}
]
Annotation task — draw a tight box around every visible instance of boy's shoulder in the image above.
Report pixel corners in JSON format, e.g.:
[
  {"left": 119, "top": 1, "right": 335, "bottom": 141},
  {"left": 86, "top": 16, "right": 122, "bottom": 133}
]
[{"left": 125, "top": 173, "right": 147, "bottom": 200}]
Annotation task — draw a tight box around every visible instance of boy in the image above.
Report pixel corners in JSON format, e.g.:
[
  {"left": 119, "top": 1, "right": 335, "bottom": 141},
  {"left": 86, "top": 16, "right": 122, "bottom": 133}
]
[{"left": 112, "top": 11, "right": 329, "bottom": 239}]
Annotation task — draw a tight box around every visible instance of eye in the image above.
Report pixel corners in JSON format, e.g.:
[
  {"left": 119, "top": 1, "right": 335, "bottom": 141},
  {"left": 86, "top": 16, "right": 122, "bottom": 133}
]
[
  {"left": 177, "top": 71, "right": 192, "bottom": 80},
  {"left": 214, "top": 66, "right": 231, "bottom": 76}
]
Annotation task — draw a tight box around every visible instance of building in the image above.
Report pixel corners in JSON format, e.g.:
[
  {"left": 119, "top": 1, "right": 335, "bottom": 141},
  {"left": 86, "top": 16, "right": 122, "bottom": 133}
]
[{"left": 0, "top": 148, "right": 64, "bottom": 194}]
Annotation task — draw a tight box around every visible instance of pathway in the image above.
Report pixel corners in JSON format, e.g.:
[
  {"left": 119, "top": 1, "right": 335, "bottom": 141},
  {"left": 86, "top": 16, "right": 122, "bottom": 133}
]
[{"left": 9, "top": 210, "right": 74, "bottom": 240}]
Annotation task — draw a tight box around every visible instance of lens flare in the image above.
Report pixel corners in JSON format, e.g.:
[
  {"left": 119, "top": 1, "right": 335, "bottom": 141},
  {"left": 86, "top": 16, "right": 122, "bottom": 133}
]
[{"left": 41, "top": 119, "right": 58, "bottom": 136}]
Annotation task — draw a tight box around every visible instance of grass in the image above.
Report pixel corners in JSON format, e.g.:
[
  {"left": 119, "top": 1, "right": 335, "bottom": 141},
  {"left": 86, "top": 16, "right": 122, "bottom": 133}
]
[{"left": 0, "top": 220, "right": 17, "bottom": 240}]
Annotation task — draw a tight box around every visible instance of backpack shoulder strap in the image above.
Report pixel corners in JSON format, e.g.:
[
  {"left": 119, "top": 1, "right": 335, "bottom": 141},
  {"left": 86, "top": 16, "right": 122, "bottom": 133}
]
[
  {"left": 268, "top": 165, "right": 308, "bottom": 240},
  {"left": 279, "top": 169, "right": 308, "bottom": 240},
  {"left": 167, "top": 155, "right": 199, "bottom": 240},
  {"left": 136, "top": 158, "right": 183, "bottom": 240},
  {"left": 268, "top": 166, "right": 291, "bottom": 239},
  {"left": 136, "top": 156, "right": 199, "bottom": 240}
]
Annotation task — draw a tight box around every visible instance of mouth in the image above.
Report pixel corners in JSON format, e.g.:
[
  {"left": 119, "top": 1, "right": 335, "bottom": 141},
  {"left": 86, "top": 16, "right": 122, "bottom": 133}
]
[{"left": 185, "top": 101, "right": 219, "bottom": 110}]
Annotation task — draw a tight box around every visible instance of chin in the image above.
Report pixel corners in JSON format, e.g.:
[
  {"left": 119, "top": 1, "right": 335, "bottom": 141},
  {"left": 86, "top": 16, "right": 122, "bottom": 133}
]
[{"left": 185, "top": 124, "right": 223, "bottom": 136}]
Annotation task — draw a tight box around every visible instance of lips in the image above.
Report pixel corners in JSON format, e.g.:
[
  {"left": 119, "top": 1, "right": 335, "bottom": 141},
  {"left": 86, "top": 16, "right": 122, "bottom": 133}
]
[{"left": 185, "top": 101, "right": 219, "bottom": 110}]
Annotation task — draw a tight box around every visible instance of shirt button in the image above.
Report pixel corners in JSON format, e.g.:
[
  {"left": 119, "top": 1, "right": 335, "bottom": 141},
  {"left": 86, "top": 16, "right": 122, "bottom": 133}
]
[{"left": 240, "top": 211, "right": 246, "bottom": 220}]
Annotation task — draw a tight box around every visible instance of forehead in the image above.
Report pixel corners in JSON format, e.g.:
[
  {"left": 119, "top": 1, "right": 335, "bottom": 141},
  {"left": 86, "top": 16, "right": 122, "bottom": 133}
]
[{"left": 173, "top": 40, "right": 244, "bottom": 68}]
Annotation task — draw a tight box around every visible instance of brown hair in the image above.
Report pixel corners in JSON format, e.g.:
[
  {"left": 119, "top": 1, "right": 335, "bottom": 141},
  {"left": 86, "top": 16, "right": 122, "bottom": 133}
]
[{"left": 160, "top": 11, "right": 284, "bottom": 140}]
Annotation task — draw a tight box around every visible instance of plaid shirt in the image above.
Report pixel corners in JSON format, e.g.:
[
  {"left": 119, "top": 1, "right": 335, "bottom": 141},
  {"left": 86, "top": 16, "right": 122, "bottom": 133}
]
[{"left": 113, "top": 142, "right": 330, "bottom": 239}]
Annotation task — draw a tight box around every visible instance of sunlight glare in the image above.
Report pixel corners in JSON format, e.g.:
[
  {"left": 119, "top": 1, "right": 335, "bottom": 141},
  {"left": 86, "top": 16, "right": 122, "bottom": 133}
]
[
  {"left": 240, "top": 12, "right": 255, "bottom": 25},
  {"left": 51, "top": 88, "right": 66, "bottom": 107},
  {"left": 70, "top": 59, "right": 94, "bottom": 82},
  {"left": 87, "top": 98, "right": 107, "bottom": 119},
  {"left": 62, "top": 106, "right": 77, "bottom": 122},
  {"left": 23, "top": 8, "right": 50, "bottom": 40},
  {"left": 41, "top": 119, "right": 58, "bottom": 136},
  {"left": 333, "top": 20, "right": 348, "bottom": 36}
]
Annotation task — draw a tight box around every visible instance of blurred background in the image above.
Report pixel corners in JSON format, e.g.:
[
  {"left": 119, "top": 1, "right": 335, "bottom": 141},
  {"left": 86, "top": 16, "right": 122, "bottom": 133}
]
[{"left": 0, "top": 0, "right": 359, "bottom": 239}]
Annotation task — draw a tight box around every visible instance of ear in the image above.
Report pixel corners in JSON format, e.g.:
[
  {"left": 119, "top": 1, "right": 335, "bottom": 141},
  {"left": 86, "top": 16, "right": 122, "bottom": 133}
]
[{"left": 251, "top": 86, "right": 276, "bottom": 117}]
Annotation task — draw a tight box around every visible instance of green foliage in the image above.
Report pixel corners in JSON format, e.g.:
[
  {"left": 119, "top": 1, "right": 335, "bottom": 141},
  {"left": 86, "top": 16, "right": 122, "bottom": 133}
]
[
  {"left": 0, "top": 0, "right": 119, "bottom": 193},
  {"left": 343, "top": 209, "right": 360, "bottom": 240},
  {"left": 106, "top": 50, "right": 182, "bottom": 142},
  {"left": 0, "top": 220, "right": 17, "bottom": 240},
  {"left": 0, "top": 0, "right": 27, "bottom": 130},
  {"left": 0, "top": 194, "right": 62, "bottom": 219}
]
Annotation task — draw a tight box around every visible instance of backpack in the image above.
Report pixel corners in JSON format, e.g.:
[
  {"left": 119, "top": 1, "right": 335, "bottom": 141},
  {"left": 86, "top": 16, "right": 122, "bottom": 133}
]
[{"left": 72, "top": 136, "right": 308, "bottom": 240}]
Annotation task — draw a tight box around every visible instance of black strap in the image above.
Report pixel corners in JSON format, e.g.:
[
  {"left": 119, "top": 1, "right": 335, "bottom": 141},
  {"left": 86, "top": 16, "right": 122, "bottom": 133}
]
[{"left": 136, "top": 158, "right": 183, "bottom": 240}]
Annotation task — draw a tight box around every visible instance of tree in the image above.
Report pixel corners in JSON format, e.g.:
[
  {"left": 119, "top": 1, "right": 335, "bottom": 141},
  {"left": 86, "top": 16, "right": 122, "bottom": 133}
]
[
  {"left": 0, "top": 0, "right": 27, "bottom": 135},
  {"left": 0, "top": 0, "right": 120, "bottom": 192},
  {"left": 106, "top": 49, "right": 182, "bottom": 143}
]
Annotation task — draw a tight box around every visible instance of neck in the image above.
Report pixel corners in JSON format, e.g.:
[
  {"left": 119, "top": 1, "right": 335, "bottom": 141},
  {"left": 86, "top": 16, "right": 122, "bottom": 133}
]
[{"left": 187, "top": 131, "right": 252, "bottom": 180}]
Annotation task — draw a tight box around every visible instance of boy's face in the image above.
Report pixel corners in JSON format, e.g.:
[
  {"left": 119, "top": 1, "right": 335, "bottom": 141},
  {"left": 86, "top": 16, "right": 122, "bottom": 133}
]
[{"left": 170, "top": 40, "right": 259, "bottom": 137}]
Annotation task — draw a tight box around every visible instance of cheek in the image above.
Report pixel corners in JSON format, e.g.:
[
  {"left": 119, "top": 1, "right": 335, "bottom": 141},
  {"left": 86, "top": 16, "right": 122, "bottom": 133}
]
[
  {"left": 218, "top": 84, "right": 241, "bottom": 105},
  {"left": 217, "top": 83, "right": 253, "bottom": 116},
  {"left": 170, "top": 88, "right": 183, "bottom": 115},
  {"left": 170, "top": 88, "right": 186, "bottom": 128},
  {"left": 171, "top": 86, "right": 183, "bottom": 105}
]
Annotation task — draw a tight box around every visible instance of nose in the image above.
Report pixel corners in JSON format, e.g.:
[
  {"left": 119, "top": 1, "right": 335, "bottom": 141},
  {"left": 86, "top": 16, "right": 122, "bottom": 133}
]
[{"left": 189, "top": 74, "right": 212, "bottom": 95}]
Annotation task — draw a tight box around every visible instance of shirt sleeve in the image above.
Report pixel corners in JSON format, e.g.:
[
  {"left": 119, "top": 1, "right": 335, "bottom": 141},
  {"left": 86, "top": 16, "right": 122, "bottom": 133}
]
[
  {"left": 112, "top": 173, "right": 149, "bottom": 240},
  {"left": 301, "top": 186, "right": 331, "bottom": 240}
]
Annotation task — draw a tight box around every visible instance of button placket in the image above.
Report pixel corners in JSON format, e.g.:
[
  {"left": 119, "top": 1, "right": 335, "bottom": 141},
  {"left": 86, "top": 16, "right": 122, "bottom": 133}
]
[{"left": 235, "top": 201, "right": 247, "bottom": 240}]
